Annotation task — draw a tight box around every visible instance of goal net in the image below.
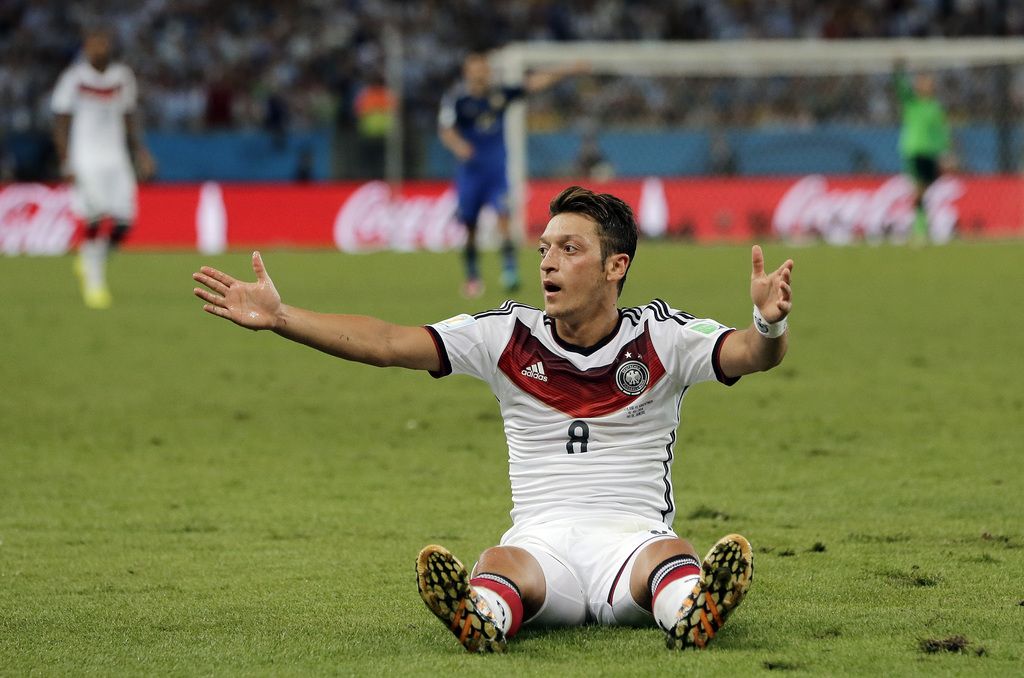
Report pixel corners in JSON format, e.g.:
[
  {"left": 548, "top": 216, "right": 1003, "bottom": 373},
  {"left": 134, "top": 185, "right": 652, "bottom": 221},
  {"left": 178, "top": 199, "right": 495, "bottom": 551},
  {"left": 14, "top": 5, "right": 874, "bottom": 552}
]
[{"left": 494, "top": 39, "right": 1024, "bottom": 243}]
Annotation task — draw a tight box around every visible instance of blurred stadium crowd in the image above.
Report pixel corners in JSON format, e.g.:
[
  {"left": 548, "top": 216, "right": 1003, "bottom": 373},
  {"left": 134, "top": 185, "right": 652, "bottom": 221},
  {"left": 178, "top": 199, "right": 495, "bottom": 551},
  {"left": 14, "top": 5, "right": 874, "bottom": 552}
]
[{"left": 1, "top": 0, "right": 1022, "bottom": 180}]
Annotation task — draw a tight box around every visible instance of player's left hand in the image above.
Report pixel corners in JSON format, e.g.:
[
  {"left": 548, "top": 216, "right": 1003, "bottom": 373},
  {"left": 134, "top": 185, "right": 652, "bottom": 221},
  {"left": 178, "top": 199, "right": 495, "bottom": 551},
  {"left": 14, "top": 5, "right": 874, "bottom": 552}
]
[
  {"left": 136, "top": 150, "right": 157, "bottom": 181},
  {"left": 750, "top": 245, "right": 793, "bottom": 323}
]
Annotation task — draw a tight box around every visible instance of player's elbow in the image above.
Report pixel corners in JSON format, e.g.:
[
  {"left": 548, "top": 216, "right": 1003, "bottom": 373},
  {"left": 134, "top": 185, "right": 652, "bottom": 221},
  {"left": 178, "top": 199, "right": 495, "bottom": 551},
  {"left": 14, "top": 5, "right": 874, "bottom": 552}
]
[
  {"left": 371, "top": 325, "right": 410, "bottom": 369},
  {"left": 364, "top": 339, "right": 401, "bottom": 368},
  {"left": 362, "top": 350, "right": 393, "bottom": 368}
]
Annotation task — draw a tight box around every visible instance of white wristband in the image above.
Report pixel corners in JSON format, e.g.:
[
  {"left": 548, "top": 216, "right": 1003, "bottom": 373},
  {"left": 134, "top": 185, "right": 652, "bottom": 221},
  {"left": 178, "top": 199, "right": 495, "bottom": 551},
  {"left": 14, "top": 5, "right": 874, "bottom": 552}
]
[{"left": 753, "top": 305, "right": 787, "bottom": 338}]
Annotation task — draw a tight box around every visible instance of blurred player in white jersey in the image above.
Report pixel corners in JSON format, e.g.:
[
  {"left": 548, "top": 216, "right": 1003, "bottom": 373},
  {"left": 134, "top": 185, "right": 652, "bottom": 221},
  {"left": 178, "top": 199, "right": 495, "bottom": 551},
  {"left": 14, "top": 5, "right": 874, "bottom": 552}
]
[
  {"left": 192, "top": 186, "right": 794, "bottom": 652},
  {"left": 52, "top": 26, "right": 155, "bottom": 309}
]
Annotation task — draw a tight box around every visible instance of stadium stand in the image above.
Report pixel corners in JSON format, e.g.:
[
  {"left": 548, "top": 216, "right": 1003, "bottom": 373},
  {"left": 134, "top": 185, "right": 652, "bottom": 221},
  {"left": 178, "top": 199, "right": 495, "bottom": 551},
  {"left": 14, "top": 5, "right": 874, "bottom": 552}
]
[{"left": 1, "top": 0, "right": 1022, "bottom": 180}]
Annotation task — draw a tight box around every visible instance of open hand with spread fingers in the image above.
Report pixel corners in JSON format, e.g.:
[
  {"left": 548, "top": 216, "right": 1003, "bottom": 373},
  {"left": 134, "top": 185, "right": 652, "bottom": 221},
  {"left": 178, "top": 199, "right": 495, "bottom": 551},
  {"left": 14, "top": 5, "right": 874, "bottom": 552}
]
[
  {"left": 750, "top": 245, "right": 793, "bottom": 323},
  {"left": 192, "top": 251, "right": 282, "bottom": 330}
]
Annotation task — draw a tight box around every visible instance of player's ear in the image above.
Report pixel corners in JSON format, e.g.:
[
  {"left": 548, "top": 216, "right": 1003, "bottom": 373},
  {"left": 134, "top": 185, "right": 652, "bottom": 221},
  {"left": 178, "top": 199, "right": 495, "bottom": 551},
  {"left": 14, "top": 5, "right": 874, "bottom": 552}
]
[{"left": 605, "top": 253, "right": 630, "bottom": 284}]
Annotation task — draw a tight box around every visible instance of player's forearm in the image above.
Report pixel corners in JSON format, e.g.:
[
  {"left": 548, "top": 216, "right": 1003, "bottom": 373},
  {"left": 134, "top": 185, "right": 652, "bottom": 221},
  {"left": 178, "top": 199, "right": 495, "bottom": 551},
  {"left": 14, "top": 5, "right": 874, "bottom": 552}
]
[
  {"left": 272, "top": 305, "right": 435, "bottom": 370},
  {"left": 439, "top": 127, "right": 471, "bottom": 157},
  {"left": 746, "top": 326, "right": 787, "bottom": 371},
  {"left": 125, "top": 113, "right": 147, "bottom": 156},
  {"left": 893, "top": 72, "right": 913, "bottom": 103},
  {"left": 525, "top": 62, "right": 585, "bottom": 93},
  {"left": 723, "top": 327, "right": 787, "bottom": 377},
  {"left": 53, "top": 116, "right": 70, "bottom": 166}
]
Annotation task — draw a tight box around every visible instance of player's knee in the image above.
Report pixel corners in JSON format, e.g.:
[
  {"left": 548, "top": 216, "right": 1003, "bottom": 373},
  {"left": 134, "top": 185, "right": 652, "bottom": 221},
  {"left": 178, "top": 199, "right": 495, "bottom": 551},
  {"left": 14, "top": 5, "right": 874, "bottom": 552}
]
[
  {"left": 496, "top": 214, "right": 511, "bottom": 237},
  {"left": 628, "top": 537, "right": 697, "bottom": 609},
  {"left": 475, "top": 546, "right": 546, "bottom": 612},
  {"left": 637, "top": 537, "right": 697, "bottom": 569}
]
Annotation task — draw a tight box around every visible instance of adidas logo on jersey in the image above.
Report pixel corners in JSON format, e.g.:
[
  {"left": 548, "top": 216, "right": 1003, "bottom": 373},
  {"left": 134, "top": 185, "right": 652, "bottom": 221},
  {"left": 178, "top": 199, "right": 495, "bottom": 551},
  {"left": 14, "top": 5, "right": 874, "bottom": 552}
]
[{"left": 520, "top": 361, "right": 548, "bottom": 382}]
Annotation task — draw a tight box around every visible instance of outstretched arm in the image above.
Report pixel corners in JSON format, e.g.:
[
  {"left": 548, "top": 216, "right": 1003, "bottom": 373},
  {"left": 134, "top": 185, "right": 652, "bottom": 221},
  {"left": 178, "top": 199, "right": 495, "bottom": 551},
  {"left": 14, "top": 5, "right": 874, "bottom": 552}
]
[
  {"left": 439, "top": 125, "right": 474, "bottom": 161},
  {"left": 126, "top": 112, "right": 157, "bottom": 181},
  {"left": 718, "top": 245, "right": 794, "bottom": 378},
  {"left": 192, "top": 252, "right": 441, "bottom": 371},
  {"left": 893, "top": 59, "right": 914, "bottom": 104},
  {"left": 524, "top": 61, "right": 589, "bottom": 93},
  {"left": 53, "top": 113, "right": 72, "bottom": 180}
]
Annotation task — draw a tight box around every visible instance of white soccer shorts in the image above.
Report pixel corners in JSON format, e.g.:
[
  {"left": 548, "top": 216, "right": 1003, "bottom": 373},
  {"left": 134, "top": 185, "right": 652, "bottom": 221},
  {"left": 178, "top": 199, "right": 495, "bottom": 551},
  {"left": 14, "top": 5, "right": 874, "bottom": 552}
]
[
  {"left": 496, "top": 514, "right": 679, "bottom": 627},
  {"left": 72, "top": 160, "right": 137, "bottom": 223}
]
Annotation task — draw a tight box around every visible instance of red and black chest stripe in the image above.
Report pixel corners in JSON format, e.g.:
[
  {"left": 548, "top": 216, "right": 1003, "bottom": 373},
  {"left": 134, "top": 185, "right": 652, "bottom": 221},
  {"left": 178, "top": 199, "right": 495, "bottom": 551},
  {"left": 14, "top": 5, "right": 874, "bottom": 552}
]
[
  {"left": 497, "top": 320, "right": 665, "bottom": 418},
  {"left": 78, "top": 83, "right": 122, "bottom": 99}
]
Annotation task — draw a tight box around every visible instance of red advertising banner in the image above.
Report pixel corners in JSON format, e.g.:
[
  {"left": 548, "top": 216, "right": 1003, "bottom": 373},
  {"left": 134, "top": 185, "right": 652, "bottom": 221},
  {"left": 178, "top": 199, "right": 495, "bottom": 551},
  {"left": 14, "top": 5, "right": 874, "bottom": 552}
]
[{"left": 1, "top": 176, "right": 1021, "bottom": 255}]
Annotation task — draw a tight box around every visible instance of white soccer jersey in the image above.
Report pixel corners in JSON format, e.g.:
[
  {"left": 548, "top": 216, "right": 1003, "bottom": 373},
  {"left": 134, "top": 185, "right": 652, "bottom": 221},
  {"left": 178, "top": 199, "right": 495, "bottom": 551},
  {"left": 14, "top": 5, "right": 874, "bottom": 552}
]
[
  {"left": 51, "top": 60, "right": 137, "bottom": 170},
  {"left": 427, "top": 300, "right": 739, "bottom": 528}
]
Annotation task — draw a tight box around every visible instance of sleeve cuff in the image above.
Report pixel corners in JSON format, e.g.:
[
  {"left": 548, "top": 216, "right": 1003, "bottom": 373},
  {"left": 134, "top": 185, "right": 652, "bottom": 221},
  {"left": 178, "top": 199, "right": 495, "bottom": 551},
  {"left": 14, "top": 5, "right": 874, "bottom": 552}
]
[
  {"left": 712, "top": 329, "right": 741, "bottom": 386},
  {"left": 424, "top": 326, "right": 452, "bottom": 379}
]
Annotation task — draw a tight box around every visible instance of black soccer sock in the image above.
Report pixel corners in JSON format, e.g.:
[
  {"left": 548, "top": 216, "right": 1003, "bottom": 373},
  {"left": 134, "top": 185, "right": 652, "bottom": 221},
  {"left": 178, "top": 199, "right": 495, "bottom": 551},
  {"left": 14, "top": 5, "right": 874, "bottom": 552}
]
[
  {"left": 464, "top": 221, "right": 480, "bottom": 280},
  {"left": 108, "top": 222, "right": 131, "bottom": 250},
  {"left": 500, "top": 238, "right": 517, "bottom": 273}
]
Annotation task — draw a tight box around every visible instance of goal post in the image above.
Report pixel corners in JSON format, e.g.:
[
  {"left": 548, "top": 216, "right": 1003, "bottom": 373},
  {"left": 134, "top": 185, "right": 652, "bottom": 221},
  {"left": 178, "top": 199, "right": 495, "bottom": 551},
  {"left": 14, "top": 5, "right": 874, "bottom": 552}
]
[{"left": 494, "top": 38, "right": 1024, "bottom": 238}]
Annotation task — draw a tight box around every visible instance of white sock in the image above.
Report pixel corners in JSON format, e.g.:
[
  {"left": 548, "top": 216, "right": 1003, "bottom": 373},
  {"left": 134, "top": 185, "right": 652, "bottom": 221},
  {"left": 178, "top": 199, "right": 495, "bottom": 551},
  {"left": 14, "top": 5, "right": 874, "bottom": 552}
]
[
  {"left": 474, "top": 586, "right": 513, "bottom": 634},
  {"left": 652, "top": 574, "right": 701, "bottom": 631},
  {"left": 81, "top": 240, "right": 108, "bottom": 289}
]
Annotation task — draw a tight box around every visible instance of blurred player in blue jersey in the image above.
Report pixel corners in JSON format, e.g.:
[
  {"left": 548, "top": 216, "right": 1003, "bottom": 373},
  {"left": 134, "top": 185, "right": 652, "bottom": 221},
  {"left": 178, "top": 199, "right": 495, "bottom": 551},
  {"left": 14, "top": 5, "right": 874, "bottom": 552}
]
[{"left": 439, "top": 51, "right": 585, "bottom": 298}]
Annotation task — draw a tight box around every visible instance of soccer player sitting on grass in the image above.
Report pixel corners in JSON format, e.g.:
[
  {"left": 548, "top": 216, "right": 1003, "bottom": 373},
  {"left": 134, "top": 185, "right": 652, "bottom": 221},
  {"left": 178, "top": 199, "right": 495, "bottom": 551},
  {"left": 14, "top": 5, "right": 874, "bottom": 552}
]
[{"left": 192, "top": 186, "right": 794, "bottom": 652}]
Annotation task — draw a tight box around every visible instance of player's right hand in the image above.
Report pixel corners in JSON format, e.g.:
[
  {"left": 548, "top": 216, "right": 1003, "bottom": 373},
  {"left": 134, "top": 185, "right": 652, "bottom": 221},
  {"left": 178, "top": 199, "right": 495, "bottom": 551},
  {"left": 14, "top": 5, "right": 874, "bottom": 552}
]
[
  {"left": 455, "top": 142, "right": 475, "bottom": 161},
  {"left": 192, "top": 251, "right": 282, "bottom": 331}
]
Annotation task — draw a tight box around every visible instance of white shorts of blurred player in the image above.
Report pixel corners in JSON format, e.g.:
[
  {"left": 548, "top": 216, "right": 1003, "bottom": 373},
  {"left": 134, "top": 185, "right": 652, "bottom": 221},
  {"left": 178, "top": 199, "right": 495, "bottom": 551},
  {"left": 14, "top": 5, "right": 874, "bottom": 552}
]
[
  {"left": 72, "top": 161, "right": 137, "bottom": 224},
  {"left": 494, "top": 515, "right": 678, "bottom": 627}
]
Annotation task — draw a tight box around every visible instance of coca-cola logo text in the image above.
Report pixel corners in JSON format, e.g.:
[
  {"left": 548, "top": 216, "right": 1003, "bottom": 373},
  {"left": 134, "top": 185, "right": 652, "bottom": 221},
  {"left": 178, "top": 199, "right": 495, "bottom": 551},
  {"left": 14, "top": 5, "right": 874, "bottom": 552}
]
[
  {"left": 333, "top": 181, "right": 464, "bottom": 252},
  {"left": 773, "top": 175, "right": 963, "bottom": 244},
  {"left": 0, "top": 184, "right": 78, "bottom": 255}
]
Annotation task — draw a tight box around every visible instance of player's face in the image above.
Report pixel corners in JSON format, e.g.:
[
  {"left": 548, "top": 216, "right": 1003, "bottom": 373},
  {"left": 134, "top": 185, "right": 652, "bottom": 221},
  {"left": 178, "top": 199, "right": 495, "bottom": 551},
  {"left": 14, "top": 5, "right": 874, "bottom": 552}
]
[
  {"left": 463, "top": 56, "right": 491, "bottom": 93},
  {"left": 84, "top": 33, "right": 112, "bottom": 68},
  {"left": 915, "top": 74, "right": 935, "bottom": 97},
  {"left": 538, "top": 213, "right": 611, "bottom": 319}
]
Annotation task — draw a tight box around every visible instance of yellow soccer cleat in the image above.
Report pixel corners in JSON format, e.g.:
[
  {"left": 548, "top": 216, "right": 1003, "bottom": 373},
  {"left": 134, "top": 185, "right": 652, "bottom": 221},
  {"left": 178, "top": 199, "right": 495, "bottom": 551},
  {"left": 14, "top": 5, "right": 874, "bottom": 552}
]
[
  {"left": 665, "top": 533, "right": 753, "bottom": 650},
  {"left": 416, "top": 544, "right": 507, "bottom": 653},
  {"left": 83, "top": 285, "right": 112, "bottom": 310}
]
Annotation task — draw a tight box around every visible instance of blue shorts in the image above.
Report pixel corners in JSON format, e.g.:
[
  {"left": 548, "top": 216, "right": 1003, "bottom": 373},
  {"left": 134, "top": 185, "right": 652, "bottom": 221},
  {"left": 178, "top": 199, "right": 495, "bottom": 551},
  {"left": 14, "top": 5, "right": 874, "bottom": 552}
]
[{"left": 456, "top": 168, "right": 510, "bottom": 227}]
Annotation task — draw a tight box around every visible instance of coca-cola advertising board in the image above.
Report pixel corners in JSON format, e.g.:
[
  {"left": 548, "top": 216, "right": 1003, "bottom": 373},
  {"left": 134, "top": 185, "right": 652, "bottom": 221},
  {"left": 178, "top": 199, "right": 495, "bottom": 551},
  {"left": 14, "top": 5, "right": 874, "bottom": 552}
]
[{"left": 1, "top": 176, "right": 1021, "bottom": 255}]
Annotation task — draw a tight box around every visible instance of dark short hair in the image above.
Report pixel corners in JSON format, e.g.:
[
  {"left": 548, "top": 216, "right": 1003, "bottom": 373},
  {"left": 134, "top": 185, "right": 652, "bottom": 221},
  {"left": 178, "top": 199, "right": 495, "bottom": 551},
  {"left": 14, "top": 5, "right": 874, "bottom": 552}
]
[
  {"left": 464, "top": 49, "right": 491, "bottom": 63},
  {"left": 549, "top": 185, "right": 638, "bottom": 295},
  {"left": 81, "top": 23, "right": 113, "bottom": 39}
]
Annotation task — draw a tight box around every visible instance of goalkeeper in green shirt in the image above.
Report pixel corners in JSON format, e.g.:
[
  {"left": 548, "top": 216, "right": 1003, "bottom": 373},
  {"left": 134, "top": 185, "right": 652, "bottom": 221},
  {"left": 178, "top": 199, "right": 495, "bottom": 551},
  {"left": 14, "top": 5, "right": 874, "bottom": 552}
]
[{"left": 894, "top": 62, "right": 951, "bottom": 243}]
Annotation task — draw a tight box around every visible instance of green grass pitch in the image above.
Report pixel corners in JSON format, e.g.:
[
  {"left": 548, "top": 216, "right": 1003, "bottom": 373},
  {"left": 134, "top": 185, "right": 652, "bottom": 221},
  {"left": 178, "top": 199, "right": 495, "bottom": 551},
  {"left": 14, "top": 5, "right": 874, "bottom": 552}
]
[{"left": 2, "top": 241, "right": 1022, "bottom": 675}]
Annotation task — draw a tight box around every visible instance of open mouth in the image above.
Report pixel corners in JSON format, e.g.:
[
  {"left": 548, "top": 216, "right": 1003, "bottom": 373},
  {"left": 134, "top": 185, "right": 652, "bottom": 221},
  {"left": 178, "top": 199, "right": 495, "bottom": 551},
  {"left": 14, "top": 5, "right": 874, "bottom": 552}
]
[{"left": 543, "top": 282, "right": 561, "bottom": 294}]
